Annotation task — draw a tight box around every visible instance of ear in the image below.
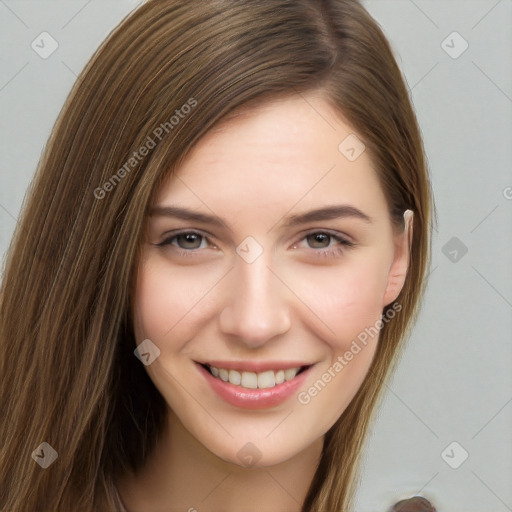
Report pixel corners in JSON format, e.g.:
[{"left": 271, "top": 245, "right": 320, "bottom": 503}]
[{"left": 382, "top": 210, "right": 413, "bottom": 307}]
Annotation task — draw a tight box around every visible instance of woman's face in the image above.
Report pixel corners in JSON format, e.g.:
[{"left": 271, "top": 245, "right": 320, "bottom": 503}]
[{"left": 133, "top": 92, "right": 410, "bottom": 467}]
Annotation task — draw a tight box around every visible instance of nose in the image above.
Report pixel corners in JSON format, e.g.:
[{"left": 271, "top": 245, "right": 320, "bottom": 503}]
[{"left": 218, "top": 255, "right": 291, "bottom": 348}]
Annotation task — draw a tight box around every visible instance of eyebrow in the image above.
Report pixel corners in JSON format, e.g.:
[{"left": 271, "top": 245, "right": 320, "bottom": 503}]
[
  {"left": 148, "top": 204, "right": 372, "bottom": 230},
  {"left": 280, "top": 205, "right": 372, "bottom": 228},
  {"left": 149, "top": 205, "right": 229, "bottom": 230}
]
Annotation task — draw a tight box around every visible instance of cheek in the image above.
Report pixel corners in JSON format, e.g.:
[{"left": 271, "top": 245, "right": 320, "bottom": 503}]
[
  {"left": 132, "top": 257, "right": 218, "bottom": 346},
  {"left": 283, "top": 253, "right": 390, "bottom": 348},
  {"left": 290, "top": 258, "right": 390, "bottom": 429}
]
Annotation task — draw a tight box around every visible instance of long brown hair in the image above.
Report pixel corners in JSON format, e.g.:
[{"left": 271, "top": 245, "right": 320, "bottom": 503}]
[{"left": 0, "top": 1, "right": 433, "bottom": 510}]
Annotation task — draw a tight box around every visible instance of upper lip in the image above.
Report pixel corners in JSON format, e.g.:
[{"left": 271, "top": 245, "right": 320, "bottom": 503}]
[{"left": 196, "top": 360, "right": 313, "bottom": 372}]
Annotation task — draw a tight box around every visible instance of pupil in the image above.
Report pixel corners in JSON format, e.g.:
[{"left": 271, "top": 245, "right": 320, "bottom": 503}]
[
  {"left": 178, "top": 233, "right": 201, "bottom": 249},
  {"left": 308, "top": 233, "right": 330, "bottom": 248}
]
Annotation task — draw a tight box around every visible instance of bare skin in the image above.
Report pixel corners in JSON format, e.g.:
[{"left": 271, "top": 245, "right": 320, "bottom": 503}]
[
  {"left": 118, "top": 408, "right": 323, "bottom": 511},
  {"left": 118, "top": 91, "right": 411, "bottom": 512}
]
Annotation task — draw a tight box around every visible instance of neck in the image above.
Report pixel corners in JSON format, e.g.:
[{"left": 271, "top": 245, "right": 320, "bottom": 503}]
[{"left": 117, "top": 408, "right": 323, "bottom": 512}]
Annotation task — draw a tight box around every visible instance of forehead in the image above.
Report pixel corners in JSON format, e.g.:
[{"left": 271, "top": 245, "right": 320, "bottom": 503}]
[{"left": 154, "top": 94, "right": 388, "bottom": 224}]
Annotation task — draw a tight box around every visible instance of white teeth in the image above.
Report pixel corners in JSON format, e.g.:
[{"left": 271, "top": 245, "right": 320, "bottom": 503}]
[
  {"left": 258, "top": 370, "right": 276, "bottom": 389},
  {"left": 284, "top": 368, "right": 299, "bottom": 381},
  {"left": 241, "top": 371, "right": 258, "bottom": 389},
  {"left": 207, "top": 365, "right": 303, "bottom": 389},
  {"left": 228, "top": 369, "right": 241, "bottom": 385}
]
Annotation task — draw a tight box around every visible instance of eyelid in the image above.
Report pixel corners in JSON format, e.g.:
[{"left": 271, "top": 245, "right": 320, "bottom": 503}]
[
  {"left": 293, "top": 228, "right": 355, "bottom": 246},
  {"left": 155, "top": 229, "right": 217, "bottom": 247},
  {"left": 154, "top": 228, "right": 356, "bottom": 257}
]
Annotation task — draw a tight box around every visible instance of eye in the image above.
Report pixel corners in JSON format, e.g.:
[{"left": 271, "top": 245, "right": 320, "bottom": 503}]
[
  {"left": 171, "top": 232, "right": 207, "bottom": 250},
  {"left": 154, "top": 231, "right": 214, "bottom": 254},
  {"left": 305, "top": 232, "right": 332, "bottom": 249},
  {"left": 293, "top": 231, "right": 355, "bottom": 258}
]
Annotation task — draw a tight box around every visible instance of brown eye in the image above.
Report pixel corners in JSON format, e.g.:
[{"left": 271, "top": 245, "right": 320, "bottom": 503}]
[
  {"left": 156, "top": 231, "right": 209, "bottom": 250},
  {"left": 306, "top": 233, "right": 332, "bottom": 249},
  {"left": 174, "top": 233, "right": 204, "bottom": 249}
]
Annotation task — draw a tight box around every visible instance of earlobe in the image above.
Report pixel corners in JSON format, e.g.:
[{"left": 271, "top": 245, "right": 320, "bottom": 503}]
[{"left": 382, "top": 210, "right": 413, "bottom": 306}]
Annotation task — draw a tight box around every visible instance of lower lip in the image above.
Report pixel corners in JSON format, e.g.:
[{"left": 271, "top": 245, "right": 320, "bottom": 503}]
[{"left": 197, "top": 364, "right": 312, "bottom": 409}]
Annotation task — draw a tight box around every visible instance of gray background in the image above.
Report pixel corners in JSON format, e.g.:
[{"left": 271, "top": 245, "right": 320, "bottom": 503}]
[{"left": 1, "top": 1, "right": 511, "bottom": 510}]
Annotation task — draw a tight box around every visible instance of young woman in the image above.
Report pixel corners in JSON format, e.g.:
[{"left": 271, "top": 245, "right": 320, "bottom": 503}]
[{"left": 0, "top": 1, "right": 434, "bottom": 511}]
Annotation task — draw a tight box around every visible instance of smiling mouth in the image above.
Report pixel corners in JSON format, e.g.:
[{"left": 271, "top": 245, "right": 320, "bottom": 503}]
[{"left": 200, "top": 363, "right": 311, "bottom": 390}]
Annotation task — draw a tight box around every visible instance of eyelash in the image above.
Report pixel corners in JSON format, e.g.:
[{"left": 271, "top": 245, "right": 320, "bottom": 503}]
[{"left": 154, "top": 230, "right": 355, "bottom": 260}]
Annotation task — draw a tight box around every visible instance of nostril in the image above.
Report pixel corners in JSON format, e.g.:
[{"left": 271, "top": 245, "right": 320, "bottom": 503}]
[{"left": 389, "top": 496, "right": 437, "bottom": 512}]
